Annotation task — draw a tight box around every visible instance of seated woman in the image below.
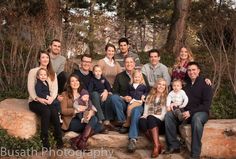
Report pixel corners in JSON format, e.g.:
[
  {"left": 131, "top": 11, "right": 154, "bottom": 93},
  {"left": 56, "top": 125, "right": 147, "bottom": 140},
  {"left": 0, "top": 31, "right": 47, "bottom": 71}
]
[
  {"left": 139, "top": 78, "right": 168, "bottom": 158},
  {"left": 27, "top": 50, "right": 63, "bottom": 149},
  {"left": 61, "top": 74, "right": 106, "bottom": 150}
]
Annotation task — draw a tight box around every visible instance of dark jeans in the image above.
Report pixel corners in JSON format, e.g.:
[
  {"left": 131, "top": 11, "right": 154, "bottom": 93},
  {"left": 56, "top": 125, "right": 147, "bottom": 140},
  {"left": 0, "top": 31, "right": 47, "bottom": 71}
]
[
  {"left": 69, "top": 115, "right": 103, "bottom": 134},
  {"left": 57, "top": 71, "right": 67, "bottom": 94},
  {"left": 29, "top": 101, "right": 62, "bottom": 141},
  {"left": 165, "top": 111, "right": 208, "bottom": 157},
  {"left": 90, "top": 91, "right": 106, "bottom": 121}
]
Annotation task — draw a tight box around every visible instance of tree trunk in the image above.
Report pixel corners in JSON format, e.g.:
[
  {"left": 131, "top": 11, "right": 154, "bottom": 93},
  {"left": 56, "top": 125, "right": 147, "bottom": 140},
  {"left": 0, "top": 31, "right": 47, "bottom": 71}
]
[
  {"left": 165, "top": 0, "right": 191, "bottom": 54},
  {"left": 45, "top": 0, "right": 62, "bottom": 40},
  {"left": 88, "top": 0, "right": 96, "bottom": 57}
]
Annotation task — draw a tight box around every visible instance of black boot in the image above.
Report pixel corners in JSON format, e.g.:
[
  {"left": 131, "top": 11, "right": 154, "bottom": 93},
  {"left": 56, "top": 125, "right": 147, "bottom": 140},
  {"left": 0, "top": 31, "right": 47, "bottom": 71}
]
[
  {"left": 42, "top": 137, "right": 50, "bottom": 150},
  {"left": 70, "top": 135, "right": 81, "bottom": 150}
]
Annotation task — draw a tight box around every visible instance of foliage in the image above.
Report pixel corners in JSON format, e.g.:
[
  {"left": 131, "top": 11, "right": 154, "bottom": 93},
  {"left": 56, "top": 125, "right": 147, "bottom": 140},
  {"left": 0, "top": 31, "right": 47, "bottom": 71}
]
[
  {"left": 211, "top": 83, "right": 236, "bottom": 119},
  {"left": 0, "top": 128, "right": 57, "bottom": 152}
]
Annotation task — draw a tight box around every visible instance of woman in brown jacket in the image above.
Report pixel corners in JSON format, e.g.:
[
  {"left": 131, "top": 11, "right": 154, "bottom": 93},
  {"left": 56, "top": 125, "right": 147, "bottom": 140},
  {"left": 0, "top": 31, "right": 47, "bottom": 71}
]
[{"left": 61, "top": 74, "right": 105, "bottom": 150}]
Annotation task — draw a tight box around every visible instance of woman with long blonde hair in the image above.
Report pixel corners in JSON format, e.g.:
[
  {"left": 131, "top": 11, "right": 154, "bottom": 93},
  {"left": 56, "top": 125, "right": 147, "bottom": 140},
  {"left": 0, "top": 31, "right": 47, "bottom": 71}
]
[
  {"left": 172, "top": 46, "right": 194, "bottom": 81},
  {"left": 139, "top": 78, "right": 168, "bottom": 158}
]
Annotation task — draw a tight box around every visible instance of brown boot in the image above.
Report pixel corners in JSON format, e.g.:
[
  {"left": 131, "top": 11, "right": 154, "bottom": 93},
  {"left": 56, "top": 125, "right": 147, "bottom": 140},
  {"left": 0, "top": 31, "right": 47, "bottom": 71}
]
[
  {"left": 149, "top": 127, "right": 162, "bottom": 158},
  {"left": 76, "top": 125, "right": 94, "bottom": 150},
  {"left": 144, "top": 131, "right": 152, "bottom": 142},
  {"left": 70, "top": 135, "right": 81, "bottom": 150}
]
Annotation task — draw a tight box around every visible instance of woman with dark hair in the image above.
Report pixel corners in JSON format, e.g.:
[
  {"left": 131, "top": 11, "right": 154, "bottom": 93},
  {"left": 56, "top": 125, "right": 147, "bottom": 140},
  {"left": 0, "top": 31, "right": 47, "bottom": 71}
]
[
  {"left": 97, "top": 43, "right": 121, "bottom": 86},
  {"left": 27, "top": 50, "right": 63, "bottom": 149},
  {"left": 61, "top": 74, "right": 105, "bottom": 150}
]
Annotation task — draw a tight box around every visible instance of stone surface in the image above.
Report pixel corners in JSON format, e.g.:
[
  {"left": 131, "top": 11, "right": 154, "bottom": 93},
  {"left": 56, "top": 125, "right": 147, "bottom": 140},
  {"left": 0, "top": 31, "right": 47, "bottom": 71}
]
[
  {"left": 179, "top": 119, "right": 236, "bottom": 158},
  {"left": 0, "top": 98, "right": 38, "bottom": 139},
  {"left": 63, "top": 131, "right": 166, "bottom": 149}
]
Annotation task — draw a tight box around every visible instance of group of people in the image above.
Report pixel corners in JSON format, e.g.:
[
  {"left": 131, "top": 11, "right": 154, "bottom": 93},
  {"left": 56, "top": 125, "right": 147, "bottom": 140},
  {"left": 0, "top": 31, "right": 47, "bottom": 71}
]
[{"left": 27, "top": 38, "right": 213, "bottom": 159}]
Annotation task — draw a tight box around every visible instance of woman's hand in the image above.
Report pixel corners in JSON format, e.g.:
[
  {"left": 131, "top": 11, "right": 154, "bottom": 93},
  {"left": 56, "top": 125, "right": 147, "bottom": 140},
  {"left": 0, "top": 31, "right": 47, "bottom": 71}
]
[
  {"left": 205, "top": 78, "right": 212, "bottom": 86},
  {"left": 86, "top": 110, "right": 94, "bottom": 121},
  {"left": 57, "top": 95, "right": 64, "bottom": 102},
  {"left": 46, "top": 96, "right": 54, "bottom": 105},
  {"left": 141, "top": 95, "right": 146, "bottom": 102},
  {"left": 36, "top": 97, "right": 47, "bottom": 105}
]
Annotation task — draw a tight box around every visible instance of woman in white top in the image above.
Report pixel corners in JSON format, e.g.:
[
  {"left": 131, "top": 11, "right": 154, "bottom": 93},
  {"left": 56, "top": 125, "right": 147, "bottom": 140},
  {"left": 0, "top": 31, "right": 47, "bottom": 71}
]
[
  {"left": 27, "top": 50, "right": 63, "bottom": 149},
  {"left": 139, "top": 78, "right": 168, "bottom": 158}
]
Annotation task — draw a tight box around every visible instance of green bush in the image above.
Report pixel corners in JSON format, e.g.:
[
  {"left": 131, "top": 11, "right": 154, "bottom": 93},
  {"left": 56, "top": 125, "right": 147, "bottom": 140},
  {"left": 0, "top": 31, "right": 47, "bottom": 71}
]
[{"left": 0, "top": 128, "right": 57, "bottom": 153}]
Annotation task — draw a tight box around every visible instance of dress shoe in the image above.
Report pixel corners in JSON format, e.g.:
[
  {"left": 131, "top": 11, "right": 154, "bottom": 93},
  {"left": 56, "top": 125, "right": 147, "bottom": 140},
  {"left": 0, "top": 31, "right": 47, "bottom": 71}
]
[
  {"left": 165, "top": 147, "right": 180, "bottom": 154},
  {"left": 119, "top": 126, "right": 129, "bottom": 134},
  {"left": 104, "top": 123, "right": 120, "bottom": 132}
]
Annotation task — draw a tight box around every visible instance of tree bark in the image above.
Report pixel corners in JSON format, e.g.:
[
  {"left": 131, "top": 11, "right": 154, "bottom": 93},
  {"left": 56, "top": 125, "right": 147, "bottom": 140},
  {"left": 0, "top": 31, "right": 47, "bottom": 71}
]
[
  {"left": 45, "top": 0, "right": 62, "bottom": 40},
  {"left": 165, "top": 0, "right": 191, "bottom": 54}
]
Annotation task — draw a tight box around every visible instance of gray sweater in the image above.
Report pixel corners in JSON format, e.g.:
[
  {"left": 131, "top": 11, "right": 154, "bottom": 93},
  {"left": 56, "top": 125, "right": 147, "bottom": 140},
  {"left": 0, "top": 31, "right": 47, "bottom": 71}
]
[{"left": 50, "top": 54, "right": 66, "bottom": 75}]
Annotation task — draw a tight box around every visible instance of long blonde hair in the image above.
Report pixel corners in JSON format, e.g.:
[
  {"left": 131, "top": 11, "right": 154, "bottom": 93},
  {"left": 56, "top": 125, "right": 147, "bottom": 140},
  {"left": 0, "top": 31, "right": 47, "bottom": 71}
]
[
  {"left": 145, "top": 78, "right": 168, "bottom": 106},
  {"left": 174, "top": 46, "right": 194, "bottom": 68}
]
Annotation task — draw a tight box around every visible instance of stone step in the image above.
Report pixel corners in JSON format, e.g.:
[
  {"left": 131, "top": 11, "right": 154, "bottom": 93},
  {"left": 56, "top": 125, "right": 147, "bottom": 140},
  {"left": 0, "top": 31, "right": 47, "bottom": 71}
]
[{"left": 63, "top": 131, "right": 166, "bottom": 149}]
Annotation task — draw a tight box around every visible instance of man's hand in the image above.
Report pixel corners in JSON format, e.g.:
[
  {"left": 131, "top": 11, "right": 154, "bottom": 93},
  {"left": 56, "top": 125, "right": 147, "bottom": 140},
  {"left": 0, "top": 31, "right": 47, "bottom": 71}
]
[
  {"left": 100, "top": 90, "right": 108, "bottom": 102},
  {"left": 182, "top": 111, "right": 190, "bottom": 120},
  {"left": 123, "top": 96, "right": 132, "bottom": 103}
]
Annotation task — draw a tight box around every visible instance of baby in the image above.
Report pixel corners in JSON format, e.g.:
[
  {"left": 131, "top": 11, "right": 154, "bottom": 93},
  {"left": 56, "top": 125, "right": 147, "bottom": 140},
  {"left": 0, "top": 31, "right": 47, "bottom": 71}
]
[
  {"left": 166, "top": 79, "right": 188, "bottom": 121},
  {"left": 73, "top": 89, "right": 94, "bottom": 123}
]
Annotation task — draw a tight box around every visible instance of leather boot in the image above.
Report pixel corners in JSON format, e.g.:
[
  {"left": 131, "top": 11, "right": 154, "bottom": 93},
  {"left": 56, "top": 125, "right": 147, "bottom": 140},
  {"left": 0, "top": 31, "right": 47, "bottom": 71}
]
[
  {"left": 144, "top": 131, "right": 152, "bottom": 142},
  {"left": 149, "top": 127, "right": 162, "bottom": 158},
  {"left": 41, "top": 137, "right": 50, "bottom": 150},
  {"left": 76, "top": 124, "right": 94, "bottom": 150},
  {"left": 70, "top": 135, "right": 81, "bottom": 150}
]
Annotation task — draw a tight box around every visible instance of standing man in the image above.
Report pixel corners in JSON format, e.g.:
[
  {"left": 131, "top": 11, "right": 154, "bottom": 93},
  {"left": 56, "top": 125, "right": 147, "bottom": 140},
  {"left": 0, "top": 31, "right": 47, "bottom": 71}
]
[
  {"left": 49, "top": 39, "right": 67, "bottom": 94},
  {"left": 106, "top": 56, "right": 149, "bottom": 153},
  {"left": 165, "top": 62, "right": 213, "bottom": 159},
  {"left": 115, "top": 37, "right": 141, "bottom": 70},
  {"left": 142, "top": 49, "right": 171, "bottom": 87}
]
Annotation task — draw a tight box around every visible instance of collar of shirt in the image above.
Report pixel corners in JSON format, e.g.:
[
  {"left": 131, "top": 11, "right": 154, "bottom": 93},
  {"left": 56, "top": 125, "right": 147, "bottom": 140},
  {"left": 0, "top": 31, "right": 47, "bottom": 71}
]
[
  {"left": 79, "top": 69, "right": 90, "bottom": 75},
  {"left": 104, "top": 57, "right": 115, "bottom": 67},
  {"left": 149, "top": 63, "right": 160, "bottom": 70}
]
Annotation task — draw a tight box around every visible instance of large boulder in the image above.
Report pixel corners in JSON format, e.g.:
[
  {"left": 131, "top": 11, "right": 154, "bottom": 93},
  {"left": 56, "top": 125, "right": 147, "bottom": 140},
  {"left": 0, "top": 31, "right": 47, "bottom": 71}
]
[
  {"left": 179, "top": 119, "right": 236, "bottom": 158},
  {"left": 0, "top": 98, "right": 38, "bottom": 139}
]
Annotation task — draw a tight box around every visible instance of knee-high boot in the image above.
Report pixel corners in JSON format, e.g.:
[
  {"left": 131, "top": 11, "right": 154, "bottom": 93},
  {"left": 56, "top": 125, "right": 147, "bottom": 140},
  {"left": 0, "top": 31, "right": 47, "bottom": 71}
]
[
  {"left": 149, "top": 127, "right": 162, "bottom": 158},
  {"left": 144, "top": 130, "right": 152, "bottom": 142},
  {"left": 70, "top": 135, "right": 82, "bottom": 150},
  {"left": 76, "top": 124, "right": 94, "bottom": 150}
]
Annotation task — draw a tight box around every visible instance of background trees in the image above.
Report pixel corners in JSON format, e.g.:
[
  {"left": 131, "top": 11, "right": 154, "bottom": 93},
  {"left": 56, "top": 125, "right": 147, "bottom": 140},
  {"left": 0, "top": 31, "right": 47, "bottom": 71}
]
[{"left": 0, "top": 0, "right": 235, "bottom": 118}]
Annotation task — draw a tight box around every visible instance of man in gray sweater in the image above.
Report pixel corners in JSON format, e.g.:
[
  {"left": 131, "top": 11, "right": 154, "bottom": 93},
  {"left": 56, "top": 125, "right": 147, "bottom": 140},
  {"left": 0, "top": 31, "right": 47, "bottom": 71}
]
[
  {"left": 49, "top": 39, "right": 67, "bottom": 94},
  {"left": 142, "top": 49, "right": 171, "bottom": 87}
]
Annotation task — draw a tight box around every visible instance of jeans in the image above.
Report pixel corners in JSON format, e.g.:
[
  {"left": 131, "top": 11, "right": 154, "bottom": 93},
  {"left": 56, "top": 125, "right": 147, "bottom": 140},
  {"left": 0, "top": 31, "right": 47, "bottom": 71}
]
[
  {"left": 90, "top": 91, "right": 105, "bottom": 121},
  {"left": 128, "top": 106, "right": 143, "bottom": 139},
  {"left": 109, "top": 94, "right": 127, "bottom": 122},
  {"left": 69, "top": 115, "right": 103, "bottom": 133},
  {"left": 165, "top": 111, "right": 208, "bottom": 157}
]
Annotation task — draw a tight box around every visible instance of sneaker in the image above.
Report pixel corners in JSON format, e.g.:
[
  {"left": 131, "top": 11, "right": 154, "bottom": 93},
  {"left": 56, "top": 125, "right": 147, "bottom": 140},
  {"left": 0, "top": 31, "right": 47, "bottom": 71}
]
[{"left": 127, "top": 138, "right": 136, "bottom": 153}]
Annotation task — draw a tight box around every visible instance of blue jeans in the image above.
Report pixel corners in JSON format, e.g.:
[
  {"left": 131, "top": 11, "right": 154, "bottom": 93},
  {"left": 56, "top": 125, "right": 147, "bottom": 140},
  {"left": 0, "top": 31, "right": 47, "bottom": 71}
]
[
  {"left": 109, "top": 94, "right": 127, "bottom": 122},
  {"left": 165, "top": 111, "right": 208, "bottom": 157},
  {"left": 69, "top": 115, "right": 103, "bottom": 133},
  {"left": 128, "top": 106, "right": 143, "bottom": 139}
]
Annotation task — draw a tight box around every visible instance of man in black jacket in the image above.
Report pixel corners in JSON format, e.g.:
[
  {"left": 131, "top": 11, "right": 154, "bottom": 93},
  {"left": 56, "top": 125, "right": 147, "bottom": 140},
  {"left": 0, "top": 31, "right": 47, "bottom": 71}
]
[{"left": 165, "top": 62, "right": 213, "bottom": 159}]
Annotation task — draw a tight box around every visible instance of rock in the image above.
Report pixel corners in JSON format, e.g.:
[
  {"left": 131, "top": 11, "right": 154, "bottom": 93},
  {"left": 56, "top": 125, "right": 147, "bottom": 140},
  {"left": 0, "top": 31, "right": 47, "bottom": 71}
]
[
  {"left": 179, "top": 119, "right": 236, "bottom": 158},
  {"left": 0, "top": 98, "right": 38, "bottom": 139},
  {"left": 64, "top": 131, "right": 166, "bottom": 149}
]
